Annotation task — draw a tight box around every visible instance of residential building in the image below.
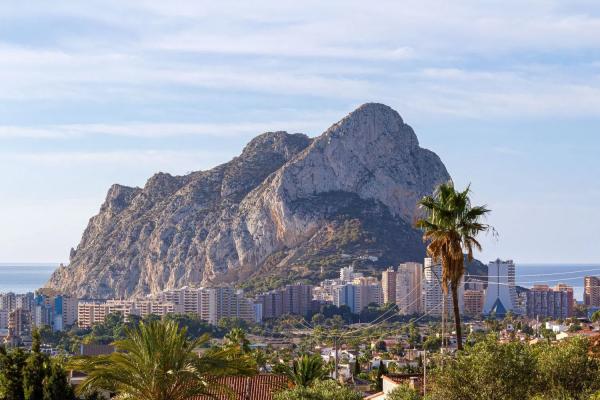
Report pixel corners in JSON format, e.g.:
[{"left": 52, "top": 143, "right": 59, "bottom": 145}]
[
  {"left": 553, "top": 283, "right": 574, "bottom": 317},
  {"left": 463, "top": 290, "right": 485, "bottom": 316},
  {"left": 135, "top": 300, "right": 181, "bottom": 317},
  {"left": 78, "top": 301, "right": 109, "bottom": 328},
  {"left": 423, "top": 258, "right": 462, "bottom": 317},
  {"left": 282, "top": 284, "right": 313, "bottom": 316},
  {"left": 9, "top": 308, "right": 31, "bottom": 338},
  {"left": 585, "top": 276, "right": 600, "bottom": 307},
  {"left": 333, "top": 283, "right": 359, "bottom": 313},
  {"left": 0, "top": 292, "right": 16, "bottom": 311},
  {"left": 201, "top": 287, "right": 255, "bottom": 325},
  {"left": 381, "top": 268, "right": 397, "bottom": 305},
  {"left": 256, "top": 290, "right": 284, "bottom": 320},
  {"left": 483, "top": 259, "right": 516, "bottom": 317},
  {"left": 158, "top": 287, "right": 203, "bottom": 314},
  {"left": 353, "top": 277, "right": 383, "bottom": 310},
  {"left": 15, "top": 293, "right": 35, "bottom": 311},
  {"left": 340, "top": 265, "right": 362, "bottom": 282},
  {"left": 526, "top": 285, "right": 570, "bottom": 319},
  {"left": 0, "top": 310, "right": 8, "bottom": 329},
  {"left": 333, "top": 278, "right": 383, "bottom": 314},
  {"left": 396, "top": 262, "right": 423, "bottom": 315},
  {"left": 255, "top": 284, "right": 313, "bottom": 320}
]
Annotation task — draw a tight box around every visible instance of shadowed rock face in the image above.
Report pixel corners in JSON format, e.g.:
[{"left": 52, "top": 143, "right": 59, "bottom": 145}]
[{"left": 46, "top": 103, "right": 451, "bottom": 298}]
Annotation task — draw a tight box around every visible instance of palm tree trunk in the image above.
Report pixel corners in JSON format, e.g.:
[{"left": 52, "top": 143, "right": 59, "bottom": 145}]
[{"left": 451, "top": 282, "right": 463, "bottom": 351}]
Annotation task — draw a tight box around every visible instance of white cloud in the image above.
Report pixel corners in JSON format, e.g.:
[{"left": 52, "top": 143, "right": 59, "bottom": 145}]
[{"left": 0, "top": 116, "right": 337, "bottom": 139}]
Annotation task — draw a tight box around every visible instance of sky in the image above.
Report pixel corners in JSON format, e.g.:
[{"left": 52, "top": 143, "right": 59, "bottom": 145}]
[{"left": 0, "top": 0, "right": 599, "bottom": 265}]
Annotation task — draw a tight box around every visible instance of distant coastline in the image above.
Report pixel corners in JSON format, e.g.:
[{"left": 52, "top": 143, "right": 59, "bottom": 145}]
[
  {"left": 0, "top": 263, "right": 58, "bottom": 294},
  {"left": 1, "top": 263, "right": 599, "bottom": 301}
]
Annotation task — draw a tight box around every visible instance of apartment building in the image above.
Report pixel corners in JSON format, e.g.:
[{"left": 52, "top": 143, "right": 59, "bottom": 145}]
[
  {"left": 396, "top": 262, "right": 423, "bottom": 315},
  {"left": 381, "top": 268, "right": 397, "bottom": 305},
  {"left": 585, "top": 276, "right": 600, "bottom": 307}
]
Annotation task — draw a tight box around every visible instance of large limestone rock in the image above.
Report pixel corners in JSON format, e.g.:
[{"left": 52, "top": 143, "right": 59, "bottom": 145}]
[{"left": 46, "top": 103, "right": 450, "bottom": 298}]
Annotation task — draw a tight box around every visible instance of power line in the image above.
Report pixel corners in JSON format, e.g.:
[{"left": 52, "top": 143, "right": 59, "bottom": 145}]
[{"left": 466, "top": 267, "right": 600, "bottom": 279}]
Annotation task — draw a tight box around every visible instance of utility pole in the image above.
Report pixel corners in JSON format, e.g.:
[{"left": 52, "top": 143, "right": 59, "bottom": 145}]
[
  {"left": 423, "top": 349, "right": 427, "bottom": 396},
  {"left": 333, "top": 336, "right": 339, "bottom": 381}
]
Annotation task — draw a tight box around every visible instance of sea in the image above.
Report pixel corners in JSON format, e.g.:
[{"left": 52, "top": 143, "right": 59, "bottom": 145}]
[
  {"left": 0, "top": 263, "right": 58, "bottom": 294},
  {"left": 0, "top": 263, "right": 599, "bottom": 302}
]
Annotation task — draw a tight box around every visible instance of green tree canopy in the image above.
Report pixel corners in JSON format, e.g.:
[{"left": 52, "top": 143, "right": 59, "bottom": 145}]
[
  {"left": 416, "top": 182, "right": 491, "bottom": 350},
  {"left": 273, "top": 379, "right": 362, "bottom": 400},
  {"left": 70, "top": 320, "right": 255, "bottom": 400}
]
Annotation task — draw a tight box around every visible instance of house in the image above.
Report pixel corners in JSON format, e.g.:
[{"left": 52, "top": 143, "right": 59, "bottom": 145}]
[
  {"left": 364, "top": 374, "right": 422, "bottom": 400},
  {"left": 191, "top": 375, "right": 289, "bottom": 400}
]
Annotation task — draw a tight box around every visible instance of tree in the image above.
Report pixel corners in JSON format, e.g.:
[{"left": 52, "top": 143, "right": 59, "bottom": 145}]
[
  {"left": 407, "top": 321, "right": 420, "bottom": 349},
  {"left": 387, "top": 385, "right": 422, "bottom": 400},
  {"left": 429, "top": 335, "right": 536, "bottom": 400},
  {"left": 423, "top": 336, "right": 442, "bottom": 352},
  {"left": 374, "top": 362, "right": 387, "bottom": 391},
  {"left": 0, "top": 347, "right": 28, "bottom": 400},
  {"left": 23, "top": 330, "right": 48, "bottom": 400},
  {"left": 353, "top": 359, "right": 361, "bottom": 377},
  {"left": 273, "top": 379, "right": 362, "bottom": 400},
  {"left": 71, "top": 320, "right": 256, "bottom": 400},
  {"left": 532, "top": 337, "right": 599, "bottom": 398},
  {"left": 43, "top": 360, "right": 75, "bottom": 400},
  {"left": 223, "top": 327, "right": 251, "bottom": 354},
  {"left": 416, "top": 182, "right": 491, "bottom": 351},
  {"left": 274, "top": 354, "right": 327, "bottom": 388}
]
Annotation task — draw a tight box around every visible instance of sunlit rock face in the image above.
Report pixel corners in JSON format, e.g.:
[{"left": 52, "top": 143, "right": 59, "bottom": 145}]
[{"left": 46, "top": 103, "right": 450, "bottom": 298}]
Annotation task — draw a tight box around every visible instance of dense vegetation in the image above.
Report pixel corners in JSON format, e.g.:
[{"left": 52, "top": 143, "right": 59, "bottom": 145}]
[
  {"left": 0, "top": 331, "right": 76, "bottom": 400},
  {"left": 427, "top": 335, "right": 600, "bottom": 400}
]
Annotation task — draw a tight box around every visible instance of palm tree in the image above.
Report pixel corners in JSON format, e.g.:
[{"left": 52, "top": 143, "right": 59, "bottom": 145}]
[
  {"left": 70, "top": 320, "right": 255, "bottom": 400},
  {"left": 416, "top": 181, "right": 491, "bottom": 351},
  {"left": 223, "top": 327, "right": 251, "bottom": 354},
  {"left": 275, "top": 354, "right": 327, "bottom": 388}
]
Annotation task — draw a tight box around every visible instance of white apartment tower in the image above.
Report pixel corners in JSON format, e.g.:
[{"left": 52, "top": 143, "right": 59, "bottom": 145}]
[
  {"left": 396, "top": 262, "right": 423, "bottom": 315},
  {"left": 423, "top": 258, "right": 463, "bottom": 317},
  {"left": 483, "top": 259, "right": 516, "bottom": 316}
]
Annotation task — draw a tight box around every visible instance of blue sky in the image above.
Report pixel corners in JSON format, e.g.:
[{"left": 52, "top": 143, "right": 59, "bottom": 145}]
[{"left": 0, "top": 0, "right": 599, "bottom": 264}]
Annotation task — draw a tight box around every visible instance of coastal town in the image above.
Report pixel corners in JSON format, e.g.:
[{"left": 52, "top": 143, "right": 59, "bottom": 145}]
[
  {"left": 2, "top": 2, "right": 599, "bottom": 399},
  {"left": 2, "top": 259, "right": 600, "bottom": 398}
]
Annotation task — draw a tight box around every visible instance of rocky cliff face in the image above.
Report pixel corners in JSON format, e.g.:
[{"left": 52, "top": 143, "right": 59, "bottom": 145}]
[{"left": 46, "top": 103, "right": 451, "bottom": 298}]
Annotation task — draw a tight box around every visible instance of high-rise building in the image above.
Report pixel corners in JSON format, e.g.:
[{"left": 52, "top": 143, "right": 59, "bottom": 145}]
[
  {"left": 553, "top": 283, "right": 574, "bottom": 317},
  {"left": 135, "top": 300, "right": 180, "bottom": 317},
  {"left": 78, "top": 301, "right": 107, "bottom": 328},
  {"left": 9, "top": 308, "right": 31, "bottom": 338},
  {"left": 483, "top": 259, "right": 516, "bottom": 317},
  {"left": 585, "top": 276, "right": 600, "bottom": 307},
  {"left": 396, "top": 262, "right": 423, "bottom": 315},
  {"left": 0, "top": 292, "right": 16, "bottom": 311},
  {"left": 255, "top": 284, "right": 313, "bottom": 320},
  {"left": 527, "top": 285, "right": 570, "bottom": 319},
  {"left": 333, "top": 283, "right": 359, "bottom": 313},
  {"left": 201, "top": 287, "right": 255, "bottom": 325},
  {"left": 423, "top": 258, "right": 462, "bottom": 317},
  {"left": 158, "top": 287, "right": 205, "bottom": 314},
  {"left": 353, "top": 277, "right": 383, "bottom": 311},
  {"left": 0, "top": 310, "right": 9, "bottom": 329},
  {"left": 463, "top": 290, "right": 485, "bottom": 316},
  {"left": 381, "top": 268, "right": 397, "bottom": 305},
  {"left": 282, "top": 284, "right": 313, "bottom": 316},
  {"left": 16, "top": 293, "right": 35, "bottom": 312}
]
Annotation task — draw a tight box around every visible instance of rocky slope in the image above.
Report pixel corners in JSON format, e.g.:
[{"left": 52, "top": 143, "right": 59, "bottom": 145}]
[{"left": 46, "top": 103, "right": 451, "bottom": 298}]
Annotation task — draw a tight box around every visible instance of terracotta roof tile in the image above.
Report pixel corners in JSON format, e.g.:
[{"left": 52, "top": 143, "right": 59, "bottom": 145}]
[{"left": 190, "top": 374, "right": 289, "bottom": 400}]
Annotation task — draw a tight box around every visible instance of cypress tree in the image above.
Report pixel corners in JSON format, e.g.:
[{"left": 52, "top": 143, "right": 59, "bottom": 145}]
[
  {"left": 43, "top": 361, "right": 75, "bottom": 400},
  {"left": 0, "top": 347, "right": 27, "bottom": 400},
  {"left": 23, "top": 330, "right": 48, "bottom": 400}
]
